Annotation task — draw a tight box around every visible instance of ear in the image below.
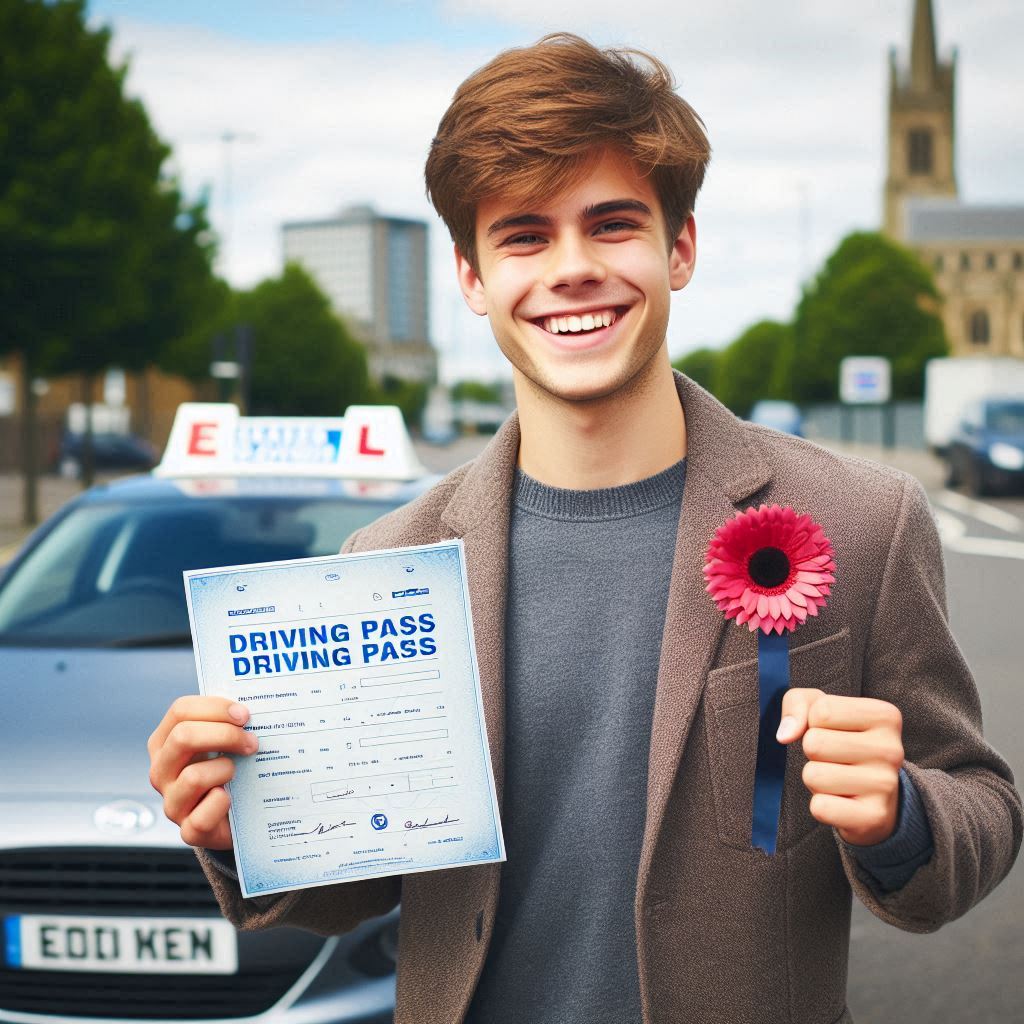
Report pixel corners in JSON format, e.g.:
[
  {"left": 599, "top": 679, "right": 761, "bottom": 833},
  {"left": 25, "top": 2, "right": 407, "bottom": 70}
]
[
  {"left": 668, "top": 214, "right": 697, "bottom": 292},
  {"left": 454, "top": 246, "right": 488, "bottom": 316}
]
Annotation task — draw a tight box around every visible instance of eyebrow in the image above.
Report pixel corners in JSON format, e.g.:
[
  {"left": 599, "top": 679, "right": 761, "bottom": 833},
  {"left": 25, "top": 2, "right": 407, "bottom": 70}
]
[
  {"left": 486, "top": 213, "right": 553, "bottom": 237},
  {"left": 581, "top": 199, "right": 653, "bottom": 220},
  {"left": 486, "top": 199, "right": 653, "bottom": 238}
]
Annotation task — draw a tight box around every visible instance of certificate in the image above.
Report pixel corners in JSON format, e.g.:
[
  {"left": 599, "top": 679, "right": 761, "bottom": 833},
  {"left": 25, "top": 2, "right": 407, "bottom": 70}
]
[{"left": 184, "top": 540, "right": 505, "bottom": 898}]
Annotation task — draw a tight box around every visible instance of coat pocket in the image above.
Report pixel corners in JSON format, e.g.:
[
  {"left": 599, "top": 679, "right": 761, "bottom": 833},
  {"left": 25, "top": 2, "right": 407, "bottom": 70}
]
[{"left": 703, "top": 628, "right": 851, "bottom": 852}]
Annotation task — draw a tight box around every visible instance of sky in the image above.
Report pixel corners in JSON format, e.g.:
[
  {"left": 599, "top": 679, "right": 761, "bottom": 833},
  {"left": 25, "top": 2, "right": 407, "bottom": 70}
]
[{"left": 88, "top": 0, "right": 1024, "bottom": 383}]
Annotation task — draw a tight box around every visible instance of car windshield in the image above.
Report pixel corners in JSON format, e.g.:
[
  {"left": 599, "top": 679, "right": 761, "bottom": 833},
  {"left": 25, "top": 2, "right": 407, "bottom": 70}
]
[
  {"left": 0, "top": 492, "right": 399, "bottom": 647},
  {"left": 986, "top": 402, "right": 1024, "bottom": 435}
]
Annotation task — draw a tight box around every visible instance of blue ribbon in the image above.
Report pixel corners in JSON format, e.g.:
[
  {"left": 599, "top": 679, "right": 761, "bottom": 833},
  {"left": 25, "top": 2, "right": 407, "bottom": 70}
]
[{"left": 753, "top": 630, "right": 790, "bottom": 854}]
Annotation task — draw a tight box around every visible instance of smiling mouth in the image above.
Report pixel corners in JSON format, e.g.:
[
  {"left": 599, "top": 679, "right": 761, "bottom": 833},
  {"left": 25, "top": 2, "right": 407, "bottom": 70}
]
[{"left": 533, "top": 307, "right": 624, "bottom": 336}]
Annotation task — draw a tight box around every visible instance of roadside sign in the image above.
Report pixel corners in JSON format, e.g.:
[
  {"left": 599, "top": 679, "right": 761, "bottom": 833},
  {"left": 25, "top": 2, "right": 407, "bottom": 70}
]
[{"left": 840, "top": 357, "right": 891, "bottom": 404}]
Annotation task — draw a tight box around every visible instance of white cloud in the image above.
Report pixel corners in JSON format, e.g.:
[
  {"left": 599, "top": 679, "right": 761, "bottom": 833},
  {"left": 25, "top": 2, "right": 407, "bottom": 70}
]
[{"left": 98, "top": 1, "right": 1023, "bottom": 379}]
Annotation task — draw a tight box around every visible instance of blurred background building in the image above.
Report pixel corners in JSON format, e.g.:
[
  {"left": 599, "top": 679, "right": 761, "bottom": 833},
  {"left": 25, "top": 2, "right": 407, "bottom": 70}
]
[
  {"left": 883, "top": 0, "right": 1024, "bottom": 358},
  {"left": 282, "top": 204, "right": 437, "bottom": 384}
]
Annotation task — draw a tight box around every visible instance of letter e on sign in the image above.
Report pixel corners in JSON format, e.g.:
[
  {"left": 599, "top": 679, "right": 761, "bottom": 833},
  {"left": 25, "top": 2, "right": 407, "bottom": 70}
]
[
  {"left": 154, "top": 403, "right": 239, "bottom": 477},
  {"left": 188, "top": 422, "right": 219, "bottom": 456}
]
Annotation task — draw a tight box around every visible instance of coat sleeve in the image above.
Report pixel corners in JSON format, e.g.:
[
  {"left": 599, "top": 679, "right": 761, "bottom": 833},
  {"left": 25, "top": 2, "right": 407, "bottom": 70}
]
[
  {"left": 837, "top": 473, "right": 1022, "bottom": 932},
  {"left": 192, "top": 524, "right": 401, "bottom": 935},
  {"left": 194, "top": 849, "right": 401, "bottom": 935}
]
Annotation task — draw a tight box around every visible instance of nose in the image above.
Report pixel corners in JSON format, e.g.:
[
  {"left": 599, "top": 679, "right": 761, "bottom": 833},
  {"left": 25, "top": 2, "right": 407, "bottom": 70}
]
[{"left": 542, "top": 232, "right": 606, "bottom": 291}]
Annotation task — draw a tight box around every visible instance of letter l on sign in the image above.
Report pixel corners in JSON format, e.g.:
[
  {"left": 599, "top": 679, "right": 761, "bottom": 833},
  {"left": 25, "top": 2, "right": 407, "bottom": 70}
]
[{"left": 358, "top": 426, "right": 385, "bottom": 457}]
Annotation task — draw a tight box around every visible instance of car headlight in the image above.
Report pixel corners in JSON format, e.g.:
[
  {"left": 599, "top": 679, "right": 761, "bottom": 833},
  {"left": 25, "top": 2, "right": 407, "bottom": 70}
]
[{"left": 988, "top": 442, "right": 1024, "bottom": 471}]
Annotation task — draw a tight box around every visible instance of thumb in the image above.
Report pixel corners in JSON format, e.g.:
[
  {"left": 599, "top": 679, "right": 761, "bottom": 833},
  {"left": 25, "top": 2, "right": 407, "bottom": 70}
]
[{"left": 776, "top": 687, "right": 823, "bottom": 744}]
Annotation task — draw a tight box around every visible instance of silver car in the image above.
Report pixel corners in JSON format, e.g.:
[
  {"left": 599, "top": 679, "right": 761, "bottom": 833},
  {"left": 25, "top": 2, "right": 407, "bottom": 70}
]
[{"left": 0, "top": 470, "right": 435, "bottom": 1023}]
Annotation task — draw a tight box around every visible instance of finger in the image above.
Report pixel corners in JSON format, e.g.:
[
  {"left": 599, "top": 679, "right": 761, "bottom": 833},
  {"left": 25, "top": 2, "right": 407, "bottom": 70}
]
[
  {"left": 806, "top": 694, "right": 902, "bottom": 734},
  {"left": 148, "top": 696, "right": 249, "bottom": 757},
  {"left": 163, "top": 756, "right": 236, "bottom": 825},
  {"left": 807, "top": 792, "right": 893, "bottom": 840},
  {"left": 802, "top": 760, "right": 898, "bottom": 798},
  {"left": 180, "top": 787, "right": 234, "bottom": 850},
  {"left": 150, "top": 721, "right": 257, "bottom": 795},
  {"left": 802, "top": 726, "right": 904, "bottom": 768},
  {"left": 777, "top": 687, "right": 825, "bottom": 744}
]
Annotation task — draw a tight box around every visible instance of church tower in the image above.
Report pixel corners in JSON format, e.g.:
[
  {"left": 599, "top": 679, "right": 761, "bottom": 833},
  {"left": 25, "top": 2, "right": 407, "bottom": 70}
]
[{"left": 883, "top": 0, "right": 958, "bottom": 238}]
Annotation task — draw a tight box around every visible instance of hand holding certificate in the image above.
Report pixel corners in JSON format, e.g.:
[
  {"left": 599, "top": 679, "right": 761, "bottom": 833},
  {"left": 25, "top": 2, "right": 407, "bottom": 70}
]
[{"left": 173, "top": 540, "right": 504, "bottom": 898}]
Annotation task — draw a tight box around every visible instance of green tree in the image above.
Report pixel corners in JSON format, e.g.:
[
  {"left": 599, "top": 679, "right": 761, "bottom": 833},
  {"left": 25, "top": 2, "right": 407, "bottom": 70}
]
[
  {"left": 233, "top": 263, "right": 369, "bottom": 416},
  {"left": 369, "top": 375, "right": 429, "bottom": 430},
  {"left": 158, "top": 274, "right": 234, "bottom": 384},
  {"left": 672, "top": 347, "right": 721, "bottom": 393},
  {"left": 0, "top": 0, "right": 217, "bottom": 514},
  {"left": 713, "top": 320, "right": 795, "bottom": 416},
  {"left": 792, "top": 231, "right": 948, "bottom": 403},
  {"left": 67, "top": 188, "right": 219, "bottom": 483}
]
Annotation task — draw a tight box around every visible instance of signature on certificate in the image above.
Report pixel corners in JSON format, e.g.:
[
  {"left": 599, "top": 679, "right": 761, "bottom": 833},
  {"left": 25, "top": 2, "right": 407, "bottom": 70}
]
[
  {"left": 404, "top": 814, "right": 461, "bottom": 831},
  {"left": 291, "top": 820, "right": 356, "bottom": 837}
]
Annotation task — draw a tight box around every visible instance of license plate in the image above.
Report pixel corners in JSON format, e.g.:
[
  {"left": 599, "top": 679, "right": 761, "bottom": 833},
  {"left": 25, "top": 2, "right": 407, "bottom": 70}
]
[{"left": 4, "top": 914, "right": 238, "bottom": 974}]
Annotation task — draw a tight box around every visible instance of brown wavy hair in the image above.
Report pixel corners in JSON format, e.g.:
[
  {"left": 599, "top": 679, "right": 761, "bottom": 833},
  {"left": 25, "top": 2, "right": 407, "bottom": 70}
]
[{"left": 424, "top": 32, "right": 711, "bottom": 270}]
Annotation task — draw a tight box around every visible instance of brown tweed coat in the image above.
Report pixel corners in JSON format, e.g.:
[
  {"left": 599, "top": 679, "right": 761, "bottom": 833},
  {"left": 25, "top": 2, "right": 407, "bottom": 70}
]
[{"left": 198, "top": 373, "right": 1022, "bottom": 1024}]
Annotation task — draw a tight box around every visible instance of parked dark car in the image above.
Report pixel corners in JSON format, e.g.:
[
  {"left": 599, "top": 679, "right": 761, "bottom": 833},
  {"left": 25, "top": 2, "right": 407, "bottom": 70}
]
[
  {"left": 945, "top": 396, "right": 1024, "bottom": 496},
  {"left": 54, "top": 431, "right": 158, "bottom": 479}
]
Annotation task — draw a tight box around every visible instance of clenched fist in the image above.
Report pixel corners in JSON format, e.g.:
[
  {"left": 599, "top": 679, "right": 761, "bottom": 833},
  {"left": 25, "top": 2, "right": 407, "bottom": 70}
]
[
  {"left": 776, "top": 689, "right": 905, "bottom": 847},
  {"left": 147, "top": 696, "right": 257, "bottom": 850}
]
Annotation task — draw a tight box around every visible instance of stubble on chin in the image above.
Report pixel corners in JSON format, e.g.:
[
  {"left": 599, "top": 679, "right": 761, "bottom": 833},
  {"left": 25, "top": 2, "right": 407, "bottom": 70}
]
[{"left": 506, "top": 329, "right": 668, "bottom": 410}]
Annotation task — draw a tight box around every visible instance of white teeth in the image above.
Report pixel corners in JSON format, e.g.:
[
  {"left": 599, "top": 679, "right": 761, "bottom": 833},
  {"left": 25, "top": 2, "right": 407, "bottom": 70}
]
[{"left": 541, "top": 309, "right": 618, "bottom": 334}]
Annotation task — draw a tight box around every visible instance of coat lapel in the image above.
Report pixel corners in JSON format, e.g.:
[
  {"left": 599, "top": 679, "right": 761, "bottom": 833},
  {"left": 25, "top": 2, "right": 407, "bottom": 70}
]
[
  {"left": 439, "top": 413, "right": 521, "bottom": 806},
  {"left": 637, "top": 375, "right": 773, "bottom": 898}
]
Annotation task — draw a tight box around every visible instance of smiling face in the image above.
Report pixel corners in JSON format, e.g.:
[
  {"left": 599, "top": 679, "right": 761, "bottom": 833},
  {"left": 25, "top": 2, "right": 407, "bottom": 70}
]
[{"left": 456, "top": 149, "right": 697, "bottom": 406}]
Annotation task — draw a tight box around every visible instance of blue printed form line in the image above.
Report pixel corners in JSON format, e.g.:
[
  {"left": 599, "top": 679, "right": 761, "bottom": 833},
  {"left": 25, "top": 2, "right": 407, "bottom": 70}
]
[{"left": 5, "top": 916, "right": 21, "bottom": 967}]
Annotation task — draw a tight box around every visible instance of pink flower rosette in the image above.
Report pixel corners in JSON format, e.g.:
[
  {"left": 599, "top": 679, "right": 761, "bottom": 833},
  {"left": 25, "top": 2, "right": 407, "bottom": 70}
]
[
  {"left": 703, "top": 504, "right": 835, "bottom": 635},
  {"left": 702, "top": 504, "right": 836, "bottom": 854}
]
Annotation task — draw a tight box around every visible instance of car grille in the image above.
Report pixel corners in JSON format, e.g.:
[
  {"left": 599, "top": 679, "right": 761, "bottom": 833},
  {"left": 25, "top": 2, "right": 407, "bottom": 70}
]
[
  {"left": 0, "top": 848, "right": 317, "bottom": 1020},
  {"left": 0, "top": 847, "right": 219, "bottom": 914}
]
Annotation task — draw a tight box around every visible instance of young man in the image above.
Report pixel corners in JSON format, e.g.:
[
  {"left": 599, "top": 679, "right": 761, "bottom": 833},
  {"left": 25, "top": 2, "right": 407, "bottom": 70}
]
[{"left": 149, "top": 34, "right": 1021, "bottom": 1024}]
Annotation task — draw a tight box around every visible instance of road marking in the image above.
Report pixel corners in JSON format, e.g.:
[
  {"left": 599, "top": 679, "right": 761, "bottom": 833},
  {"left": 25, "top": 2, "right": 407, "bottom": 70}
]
[
  {"left": 935, "top": 490, "right": 1023, "bottom": 534},
  {"left": 933, "top": 507, "right": 1024, "bottom": 560},
  {"left": 943, "top": 536, "right": 1024, "bottom": 560},
  {"left": 932, "top": 506, "right": 1024, "bottom": 559},
  {"left": 933, "top": 509, "right": 966, "bottom": 542}
]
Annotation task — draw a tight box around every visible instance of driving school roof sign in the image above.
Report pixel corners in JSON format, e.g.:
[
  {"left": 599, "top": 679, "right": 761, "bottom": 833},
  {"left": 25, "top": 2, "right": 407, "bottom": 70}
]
[{"left": 155, "top": 403, "right": 427, "bottom": 480}]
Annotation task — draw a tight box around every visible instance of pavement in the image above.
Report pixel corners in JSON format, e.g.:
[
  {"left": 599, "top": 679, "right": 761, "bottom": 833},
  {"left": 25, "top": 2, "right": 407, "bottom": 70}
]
[{"left": 0, "top": 474, "right": 92, "bottom": 562}]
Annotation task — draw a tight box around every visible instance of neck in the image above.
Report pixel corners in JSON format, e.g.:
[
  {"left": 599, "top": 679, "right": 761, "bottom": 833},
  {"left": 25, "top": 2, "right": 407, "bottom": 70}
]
[{"left": 514, "top": 351, "right": 686, "bottom": 489}]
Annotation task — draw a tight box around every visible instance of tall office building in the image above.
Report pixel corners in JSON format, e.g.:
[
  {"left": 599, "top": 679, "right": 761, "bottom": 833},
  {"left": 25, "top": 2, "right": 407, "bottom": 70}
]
[{"left": 282, "top": 204, "right": 437, "bottom": 382}]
